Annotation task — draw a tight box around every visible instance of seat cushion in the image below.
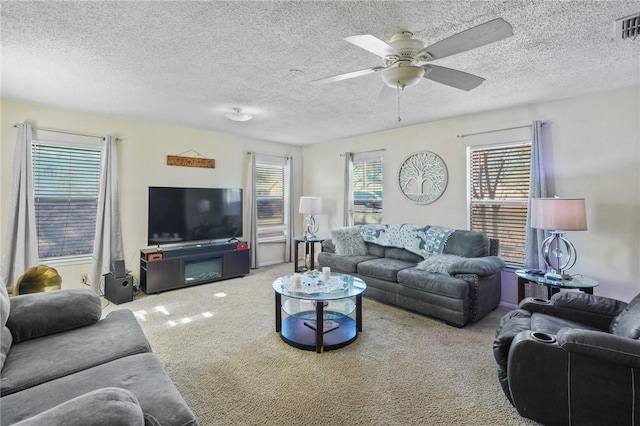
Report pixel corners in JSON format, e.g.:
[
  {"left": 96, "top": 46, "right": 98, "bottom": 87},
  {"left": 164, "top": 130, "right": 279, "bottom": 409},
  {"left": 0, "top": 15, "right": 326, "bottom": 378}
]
[
  {"left": 318, "top": 252, "right": 377, "bottom": 273},
  {"left": 397, "top": 267, "right": 469, "bottom": 299},
  {"left": 0, "top": 353, "right": 198, "bottom": 426},
  {"left": 357, "top": 258, "right": 414, "bottom": 282},
  {"left": 1, "top": 309, "right": 151, "bottom": 397}
]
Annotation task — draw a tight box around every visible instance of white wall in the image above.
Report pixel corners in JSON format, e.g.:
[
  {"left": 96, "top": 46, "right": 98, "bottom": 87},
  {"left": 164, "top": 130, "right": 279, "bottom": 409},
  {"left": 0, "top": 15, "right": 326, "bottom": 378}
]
[
  {"left": 302, "top": 85, "right": 640, "bottom": 303},
  {"left": 0, "top": 99, "right": 303, "bottom": 290}
]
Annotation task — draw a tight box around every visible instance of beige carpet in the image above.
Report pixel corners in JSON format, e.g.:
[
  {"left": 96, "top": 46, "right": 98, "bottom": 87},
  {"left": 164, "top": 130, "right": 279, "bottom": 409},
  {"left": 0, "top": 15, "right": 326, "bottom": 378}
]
[{"left": 104, "top": 263, "right": 536, "bottom": 425}]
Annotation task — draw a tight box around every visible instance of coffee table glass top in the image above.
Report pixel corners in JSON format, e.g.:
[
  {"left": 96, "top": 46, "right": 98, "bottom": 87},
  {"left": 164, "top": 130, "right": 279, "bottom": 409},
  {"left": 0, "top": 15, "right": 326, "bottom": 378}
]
[
  {"left": 515, "top": 269, "right": 599, "bottom": 290},
  {"left": 272, "top": 272, "right": 366, "bottom": 301}
]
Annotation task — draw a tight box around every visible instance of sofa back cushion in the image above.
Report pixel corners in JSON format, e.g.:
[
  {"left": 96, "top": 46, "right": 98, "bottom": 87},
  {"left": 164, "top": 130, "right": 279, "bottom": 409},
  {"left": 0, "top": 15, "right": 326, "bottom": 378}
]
[
  {"left": 366, "top": 242, "right": 385, "bottom": 257},
  {"left": 443, "top": 230, "right": 490, "bottom": 258},
  {"left": 610, "top": 293, "right": 640, "bottom": 338},
  {"left": 385, "top": 247, "right": 423, "bottom": 263}
]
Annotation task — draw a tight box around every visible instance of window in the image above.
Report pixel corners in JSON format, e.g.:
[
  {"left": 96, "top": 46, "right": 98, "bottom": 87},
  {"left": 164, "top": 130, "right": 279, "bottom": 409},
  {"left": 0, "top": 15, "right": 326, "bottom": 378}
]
[
  {"left": 32, "top": 141, "right": 101, "bottom": 260},
  {"left": 468, "top": 142, "right": 531, "bottom": 267},
  {"left": 255, "top": 156, "right": 289, "bottom": 241},
  {"left": 351, "top": 154, "right": 383, "bottom": 225}
]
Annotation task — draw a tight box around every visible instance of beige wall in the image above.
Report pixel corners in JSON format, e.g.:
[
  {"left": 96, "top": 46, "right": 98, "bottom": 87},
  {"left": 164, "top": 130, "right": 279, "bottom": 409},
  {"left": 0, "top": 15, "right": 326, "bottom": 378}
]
[
  {"left": 0, "top": 99, "right": 303, "bottom": 289},
  {"left": 2, "top": 86, "right": 639, "bottom": 304},
  {"left": 302, "top": 85, "right": 640, "bottom": 304}
]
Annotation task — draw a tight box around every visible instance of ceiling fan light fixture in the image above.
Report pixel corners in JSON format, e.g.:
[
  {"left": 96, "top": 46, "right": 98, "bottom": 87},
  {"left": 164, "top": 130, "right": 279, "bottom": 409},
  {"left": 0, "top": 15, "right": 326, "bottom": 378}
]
[
  {"left": 381, "top": 65, "right": 425, "bottom": 89},
  {"left": 225, "top": 107, "right": 253, "bottom": 122}
]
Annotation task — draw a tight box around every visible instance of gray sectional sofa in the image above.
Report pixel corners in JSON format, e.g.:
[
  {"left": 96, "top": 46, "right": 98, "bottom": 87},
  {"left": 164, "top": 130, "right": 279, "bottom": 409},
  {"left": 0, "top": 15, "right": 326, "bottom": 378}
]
[
  {"left": 0, "top": 285, "right": 198, "bottom": 425},
  {"left": 318, "top": 224, "right": 505, "bottom": 327}
]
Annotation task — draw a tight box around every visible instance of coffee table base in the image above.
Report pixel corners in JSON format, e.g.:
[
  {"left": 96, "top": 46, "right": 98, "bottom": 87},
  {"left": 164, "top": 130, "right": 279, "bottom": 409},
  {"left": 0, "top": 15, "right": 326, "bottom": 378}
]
[{"left": 279, "top": 313, "right": 357, "bottom": 352}]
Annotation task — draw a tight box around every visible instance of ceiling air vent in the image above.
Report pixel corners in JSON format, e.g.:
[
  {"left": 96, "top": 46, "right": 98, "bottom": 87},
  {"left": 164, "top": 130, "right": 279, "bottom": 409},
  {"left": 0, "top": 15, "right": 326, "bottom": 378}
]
[{"left": 615, "top": 13, "right": 640, "bottom": 40}]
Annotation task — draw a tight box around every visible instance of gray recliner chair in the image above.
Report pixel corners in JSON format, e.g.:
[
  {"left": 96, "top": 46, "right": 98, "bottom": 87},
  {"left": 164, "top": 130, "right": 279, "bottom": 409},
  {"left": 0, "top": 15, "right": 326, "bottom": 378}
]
[{"left": 493, "top": 291, "right": 640, "bottom": 426}]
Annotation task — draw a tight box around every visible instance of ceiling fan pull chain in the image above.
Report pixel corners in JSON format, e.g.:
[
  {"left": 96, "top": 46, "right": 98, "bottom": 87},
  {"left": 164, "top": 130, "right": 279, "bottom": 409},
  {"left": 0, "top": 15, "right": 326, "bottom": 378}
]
[{"left": 397, "top": 81, "right": 402, "bottom": 122}]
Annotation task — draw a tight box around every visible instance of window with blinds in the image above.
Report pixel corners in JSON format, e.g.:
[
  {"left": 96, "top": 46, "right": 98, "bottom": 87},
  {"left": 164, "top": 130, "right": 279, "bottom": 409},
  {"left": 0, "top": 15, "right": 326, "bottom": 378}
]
[
  {"left": 352, "top": 155, "right": 383, "bottom": 225},
  {"left": 32, "top": 142, "right": 102, "bottom": 259},
  {"left": 468, "top": 142, "right": 531, "bottom": 266},
  {"left": 256, "top": 160, "right": 286, "bottom": 240}
]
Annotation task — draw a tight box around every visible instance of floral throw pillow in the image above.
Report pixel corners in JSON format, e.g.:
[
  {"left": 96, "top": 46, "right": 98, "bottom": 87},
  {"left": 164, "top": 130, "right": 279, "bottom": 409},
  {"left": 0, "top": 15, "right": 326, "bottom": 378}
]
[
  {"left": 330, "top": 226, "right": 368, "bottom": 256},
  {"left": 417, "top": 253, "right": 464, "bottom": 275}
]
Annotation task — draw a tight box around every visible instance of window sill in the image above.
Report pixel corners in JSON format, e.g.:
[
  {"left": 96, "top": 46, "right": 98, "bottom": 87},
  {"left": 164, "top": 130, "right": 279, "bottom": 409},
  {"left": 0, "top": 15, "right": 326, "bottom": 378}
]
[{"left": 41, "top": 255, "right": 93, "bottom": 267}]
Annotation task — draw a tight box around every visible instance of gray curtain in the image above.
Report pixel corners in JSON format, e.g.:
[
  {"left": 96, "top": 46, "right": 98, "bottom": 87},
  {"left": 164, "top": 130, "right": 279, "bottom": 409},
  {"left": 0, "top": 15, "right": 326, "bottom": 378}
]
[
  {"left": 90, "top": 136, "right": 123, "bottom": 294},
  {"left": 343, "top": 152, "right": 354, "bottom": 227},
  {"left": 284, "top": 156, "right": 294, "bottom": 262},
  {"left": 524, "top": 120, "right": 548, "bottom": 269},
  {"left": 0, "top": 124, "right": 38, "bottom": 289},
  {"left": 247, "top": 152, "right": 259, "bottom": 269}
]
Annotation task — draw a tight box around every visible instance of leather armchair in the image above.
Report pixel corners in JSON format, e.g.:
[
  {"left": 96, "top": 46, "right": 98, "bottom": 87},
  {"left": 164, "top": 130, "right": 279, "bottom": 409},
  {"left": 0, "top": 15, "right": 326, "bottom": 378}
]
[{"left": 494, "top": 291, "right": 640, "bottom": 426}]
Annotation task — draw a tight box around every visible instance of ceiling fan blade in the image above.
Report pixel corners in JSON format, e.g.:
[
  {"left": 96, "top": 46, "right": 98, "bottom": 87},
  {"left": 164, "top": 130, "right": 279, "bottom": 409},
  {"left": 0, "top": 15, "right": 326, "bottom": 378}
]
[
  {"left": 375, "top": 84, "right": 395, "bottom": 108},
  {"left": 311, "top": 67, "right": 385, "bottom": 84},
  {"left": 423, "top": 65, "right": 485, "bottom": 91},
  {"left": 417, "top": 18, "right": 513, "bottom": 61},
  {"left": 344, "top": 35, "right": 399, "bottom": 58}
]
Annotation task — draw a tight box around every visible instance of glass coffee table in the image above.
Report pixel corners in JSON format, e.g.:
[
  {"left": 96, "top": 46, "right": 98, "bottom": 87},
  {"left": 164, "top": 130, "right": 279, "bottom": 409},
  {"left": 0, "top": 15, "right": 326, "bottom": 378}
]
[{"left": 272, "top": 272, "right": 366, "bottom": 353}]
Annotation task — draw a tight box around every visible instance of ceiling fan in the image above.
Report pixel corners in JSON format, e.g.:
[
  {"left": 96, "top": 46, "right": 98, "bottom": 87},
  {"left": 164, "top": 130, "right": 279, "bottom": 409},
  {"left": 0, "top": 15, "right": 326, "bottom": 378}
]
[{"left": 312, "top": 18, "right": 513, "bottom": 97}]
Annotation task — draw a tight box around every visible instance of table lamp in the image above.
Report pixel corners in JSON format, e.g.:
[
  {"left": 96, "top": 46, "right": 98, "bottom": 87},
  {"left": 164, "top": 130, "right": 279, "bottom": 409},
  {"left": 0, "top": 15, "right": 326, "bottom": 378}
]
[
  {"left": 299, "top": 196, "right": 321, "bottom": 239},
  {"left": 531, "top": 197, "right": 587, "bottom": 280}
]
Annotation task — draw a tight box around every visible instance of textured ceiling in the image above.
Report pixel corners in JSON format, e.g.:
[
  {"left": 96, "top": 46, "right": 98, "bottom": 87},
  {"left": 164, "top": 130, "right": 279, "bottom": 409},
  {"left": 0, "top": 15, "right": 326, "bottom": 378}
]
[{"left": 1, "top": 1, "right": 639, "bottom": 145}]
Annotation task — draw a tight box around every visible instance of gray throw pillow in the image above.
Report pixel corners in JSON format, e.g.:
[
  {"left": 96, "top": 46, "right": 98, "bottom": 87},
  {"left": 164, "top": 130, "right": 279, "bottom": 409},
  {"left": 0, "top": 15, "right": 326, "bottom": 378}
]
[
  {"left": 417, "top": 253, "right": 464, "bottom": 275},
  {"left": 0, "top": 283, "right": 11, "bottom": 371},
  {"left": 330, "top": 226, "right": 368, "bottom": 256}
]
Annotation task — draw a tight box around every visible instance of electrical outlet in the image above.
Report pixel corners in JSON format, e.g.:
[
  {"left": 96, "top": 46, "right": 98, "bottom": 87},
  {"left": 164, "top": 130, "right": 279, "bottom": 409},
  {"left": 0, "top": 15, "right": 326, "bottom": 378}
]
[{"left": 81, "top": 273, "right": 89, "bottom": 285}]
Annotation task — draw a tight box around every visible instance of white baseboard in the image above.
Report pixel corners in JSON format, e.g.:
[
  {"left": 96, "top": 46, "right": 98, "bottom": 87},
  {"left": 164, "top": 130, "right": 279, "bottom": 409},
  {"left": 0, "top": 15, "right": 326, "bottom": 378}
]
[
  {"left": 499, "top": 301, "right": 518, "bottom": 310},
  {"left": 258, "top": 259, "right": 286, "bottom": 267}
]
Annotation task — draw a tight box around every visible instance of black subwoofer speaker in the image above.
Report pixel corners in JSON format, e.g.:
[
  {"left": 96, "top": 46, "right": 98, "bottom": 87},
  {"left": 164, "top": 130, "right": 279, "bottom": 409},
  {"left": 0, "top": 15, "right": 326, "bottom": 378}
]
[{"left": 105, "top": 273, "right": 133, "bottom": 304}]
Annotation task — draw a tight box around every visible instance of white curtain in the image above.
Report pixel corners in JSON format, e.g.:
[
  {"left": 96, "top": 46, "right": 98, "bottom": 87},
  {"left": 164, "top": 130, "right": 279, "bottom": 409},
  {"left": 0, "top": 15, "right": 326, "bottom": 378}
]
[
  {"left": 524, "top": 120, "right": 548, "bottom": 269},
  {"left": 90, "top": 136, "right": 123, "bottom": 294},
  {"left": 0, "top": 124, "right": 38, "bottom": 289},
  {"left": 284, "top": 156, "right": 294, "bottom": 262},
  {"left": 343, "top": 152, "right": 354, "bottom": 227},
  {"left": 247, "top": 152, "right": 259, "bottom": 269}
]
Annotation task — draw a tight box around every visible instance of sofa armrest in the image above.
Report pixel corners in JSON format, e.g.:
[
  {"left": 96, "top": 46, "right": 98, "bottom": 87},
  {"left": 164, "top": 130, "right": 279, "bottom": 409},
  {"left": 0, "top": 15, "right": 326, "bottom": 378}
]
[
  {"left": 13, "top": 387, "right": 144, "bottom": 426},
  {"left": 519, "top": 292, "right": 625, "bottom": 331},
  {"left": 7, "top": 288, "right": 102, "bottom": 343},
  {"left": 557, "top": 328, "right": 640, "bottom": 369},
  {"left": 448, "top": 256, "right": 505, "bottom": 277}
]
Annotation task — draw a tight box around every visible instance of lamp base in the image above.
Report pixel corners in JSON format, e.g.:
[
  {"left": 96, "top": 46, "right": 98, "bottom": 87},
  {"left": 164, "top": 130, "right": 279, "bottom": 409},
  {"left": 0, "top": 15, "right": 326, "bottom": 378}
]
[{"left": 544, "top": 271, "right": 572, "bottom": 281}]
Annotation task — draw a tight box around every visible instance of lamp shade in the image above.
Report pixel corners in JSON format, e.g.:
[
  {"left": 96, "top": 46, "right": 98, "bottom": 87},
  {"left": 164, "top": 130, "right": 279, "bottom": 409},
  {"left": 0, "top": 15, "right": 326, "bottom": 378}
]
[
  {"left": 299, "top": 196, "right": 321, "bottom": 215},
  {"left": 531, "top": 197, "right": 587, "bottom": 231}
]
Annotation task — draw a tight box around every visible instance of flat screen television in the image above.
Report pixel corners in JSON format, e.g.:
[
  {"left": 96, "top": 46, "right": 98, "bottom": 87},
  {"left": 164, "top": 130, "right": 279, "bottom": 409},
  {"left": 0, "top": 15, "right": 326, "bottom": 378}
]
[{"left": 148, "top": 187, "right": 243, "bottom": 246}]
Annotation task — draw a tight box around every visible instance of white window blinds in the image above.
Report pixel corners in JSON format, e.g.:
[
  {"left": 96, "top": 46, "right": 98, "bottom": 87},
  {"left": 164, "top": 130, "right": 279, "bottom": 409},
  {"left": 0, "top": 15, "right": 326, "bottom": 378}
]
[
  {"left": 468, "top": 142, "right": 531, "bottom": 266},
  {"left": 351, "top": 154, "right": 383, "bottom": 225},
  {"left": 255, "top": 155, "right": 288, "bottom": 240},
  {"left": 32, "top": 142, "right": 101, "bottom": 259}
]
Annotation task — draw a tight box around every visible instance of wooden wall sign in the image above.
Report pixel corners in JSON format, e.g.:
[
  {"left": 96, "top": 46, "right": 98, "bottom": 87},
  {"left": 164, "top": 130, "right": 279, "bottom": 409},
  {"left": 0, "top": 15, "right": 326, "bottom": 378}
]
[{"left": 166, "top": 155, "right": 215, "bottom": 169}]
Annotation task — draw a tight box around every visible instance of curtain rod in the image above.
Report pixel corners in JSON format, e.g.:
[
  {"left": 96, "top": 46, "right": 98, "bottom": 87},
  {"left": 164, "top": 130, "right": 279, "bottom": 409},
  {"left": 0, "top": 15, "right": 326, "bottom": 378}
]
[
  {"left": 456, "top": 124, "right": 542, "bottom": 139},
  {"left": 246, "top": 151, "right": 291, "bottom": 159},
  {"left": 339, "top": 148, "right": 386, "bottom": 157},
  {"left": 13, "top": 124, "right": 120, "bottom": 141}
]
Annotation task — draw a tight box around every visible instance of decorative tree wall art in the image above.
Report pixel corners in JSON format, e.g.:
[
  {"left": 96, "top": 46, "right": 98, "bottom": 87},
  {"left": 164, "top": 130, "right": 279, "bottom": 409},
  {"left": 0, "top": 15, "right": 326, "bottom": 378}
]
[{"left": 398, "top": 151, "right": 448, "bottom": 204}]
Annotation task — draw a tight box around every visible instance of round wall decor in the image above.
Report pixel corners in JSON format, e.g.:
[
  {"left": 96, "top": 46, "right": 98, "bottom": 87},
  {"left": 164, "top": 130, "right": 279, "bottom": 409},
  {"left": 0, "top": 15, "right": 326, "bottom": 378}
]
[{"left": 398, "top": 151, "right": 448, "bottom": 204}]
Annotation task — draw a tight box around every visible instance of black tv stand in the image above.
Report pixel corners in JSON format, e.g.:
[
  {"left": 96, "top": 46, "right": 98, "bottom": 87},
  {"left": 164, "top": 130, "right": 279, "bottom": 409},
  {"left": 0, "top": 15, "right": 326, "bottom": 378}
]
[{"left": 139, "top": 242, "right": 250, "bottom": 294}]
